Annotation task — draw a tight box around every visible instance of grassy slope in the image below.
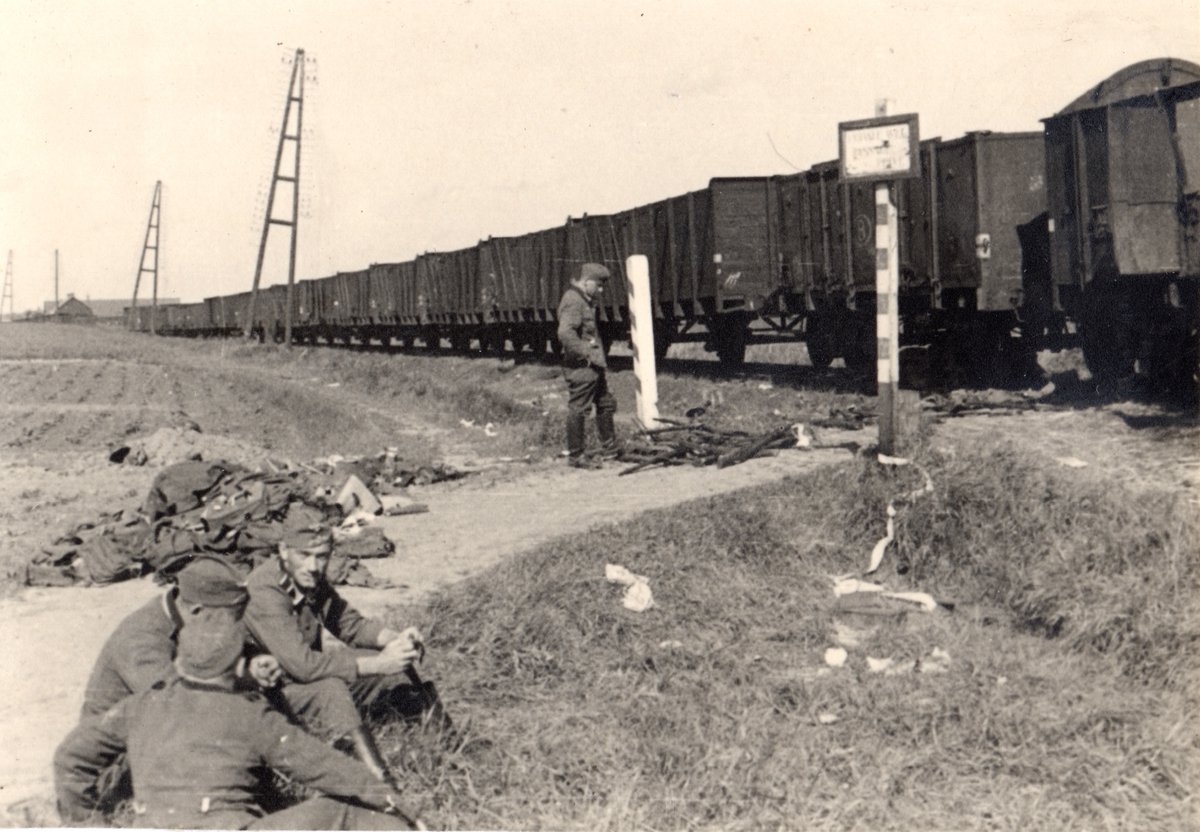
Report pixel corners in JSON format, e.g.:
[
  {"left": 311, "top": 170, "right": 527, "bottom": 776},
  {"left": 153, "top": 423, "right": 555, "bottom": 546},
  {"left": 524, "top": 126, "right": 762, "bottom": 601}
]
[{"left": 389, "top": 441, "right": 1198, "bottom": 831}]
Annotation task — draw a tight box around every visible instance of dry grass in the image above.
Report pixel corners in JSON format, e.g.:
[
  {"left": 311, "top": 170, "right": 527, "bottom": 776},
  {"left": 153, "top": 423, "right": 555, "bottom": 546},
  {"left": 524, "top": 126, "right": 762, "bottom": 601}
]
[{"left": 384, "top": 438, "right": 1198, "bottom": 831}]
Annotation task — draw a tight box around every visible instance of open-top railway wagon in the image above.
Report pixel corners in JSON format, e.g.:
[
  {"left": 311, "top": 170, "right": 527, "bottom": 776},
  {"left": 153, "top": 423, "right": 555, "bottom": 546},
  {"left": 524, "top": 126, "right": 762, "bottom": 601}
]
[{"left": 131, "top": 59, "right": 1199, "bottom": 397}]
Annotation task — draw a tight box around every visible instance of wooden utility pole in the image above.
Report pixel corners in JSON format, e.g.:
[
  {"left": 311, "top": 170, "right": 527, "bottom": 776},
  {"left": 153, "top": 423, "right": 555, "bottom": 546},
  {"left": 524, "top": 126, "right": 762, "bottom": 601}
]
[{"left": 246, "top": 48, "right": 307, "bottom": 345}]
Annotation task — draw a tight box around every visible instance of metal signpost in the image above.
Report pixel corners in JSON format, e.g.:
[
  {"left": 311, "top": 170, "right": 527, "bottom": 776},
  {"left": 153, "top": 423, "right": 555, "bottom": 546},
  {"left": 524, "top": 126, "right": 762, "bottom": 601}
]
[{"left": 838, "top": 111, "right": 920, "bottom": 454}]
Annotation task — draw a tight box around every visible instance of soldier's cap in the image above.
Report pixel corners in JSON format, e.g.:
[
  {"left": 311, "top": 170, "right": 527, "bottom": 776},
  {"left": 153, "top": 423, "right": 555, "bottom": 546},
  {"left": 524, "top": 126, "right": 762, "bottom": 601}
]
[
  {"left": 176, "top": 556, "right": 249, "bottom": 608},
  {"left": 280, "top": 501, "right": 335, "bottom": 550},
  {"left": 175, "top": 614, "right": 247, "bottom": 679},
  {"left": 579, "top": 262, "right": 611, "bottom": 282}
]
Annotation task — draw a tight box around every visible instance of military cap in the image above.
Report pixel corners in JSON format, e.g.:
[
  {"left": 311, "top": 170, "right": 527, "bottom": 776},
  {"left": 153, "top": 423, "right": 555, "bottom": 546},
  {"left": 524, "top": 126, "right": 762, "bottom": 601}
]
[
  {"left": 280, "top": 502, "right": 334, "bottom": 550},
  {"left": 175, "top": 614, "right": 247, "bottom": 678},
  {"left": 579, "top": 262, "right": 611, "bottom": 282},
  {"left": 176, "top": 556, "right": 249, "bottom": 608}
]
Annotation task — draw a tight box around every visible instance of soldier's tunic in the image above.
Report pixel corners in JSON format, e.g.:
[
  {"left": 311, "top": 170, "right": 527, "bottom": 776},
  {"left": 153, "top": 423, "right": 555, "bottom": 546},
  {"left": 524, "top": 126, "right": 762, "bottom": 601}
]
[
  {"left": 556, "top": 284, "right": 617, "bottom": 459},
  {"left": 81, "top": 589, "right": 183, "bottom": 717},
  {"left": 245, "top": 559, "right": 423, "bottom": 740},
  {"left": 55, "top": 677, "right": 407, "bottom": 830}
]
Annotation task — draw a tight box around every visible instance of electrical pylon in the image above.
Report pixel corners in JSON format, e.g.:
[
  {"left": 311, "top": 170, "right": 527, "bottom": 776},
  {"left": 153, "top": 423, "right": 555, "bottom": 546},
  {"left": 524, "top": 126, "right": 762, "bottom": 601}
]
[
  {"left": 130, "top": 181, "right": 162, "bottom": 334},
  {"left": 245, "top": 47, "right": 307, "bottom": 345},
  {"left": 1, "top": 251, "right": 13, "bottom": 321}
]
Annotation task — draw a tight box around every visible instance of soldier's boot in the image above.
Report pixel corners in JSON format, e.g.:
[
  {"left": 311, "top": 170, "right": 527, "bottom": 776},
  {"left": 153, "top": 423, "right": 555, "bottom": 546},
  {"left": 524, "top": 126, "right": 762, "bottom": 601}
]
[
  {"left": 350, "top": 726, "right": 428, "bottom": 830},
  {"left": 349, "top": 725, "right": 401, "bottom": 791},
  {"left": 596, "top": 410, "right": 620, "bottom": 459},
  {"left": 566, "top": 412, "right": 594, "bottom": 467}
]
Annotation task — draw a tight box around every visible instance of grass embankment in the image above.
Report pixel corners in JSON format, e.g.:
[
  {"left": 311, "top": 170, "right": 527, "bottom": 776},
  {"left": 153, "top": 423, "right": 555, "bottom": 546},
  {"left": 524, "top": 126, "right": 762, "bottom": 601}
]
[{"left": 385, "top": 440, "right": 1198, "bottom": 831}]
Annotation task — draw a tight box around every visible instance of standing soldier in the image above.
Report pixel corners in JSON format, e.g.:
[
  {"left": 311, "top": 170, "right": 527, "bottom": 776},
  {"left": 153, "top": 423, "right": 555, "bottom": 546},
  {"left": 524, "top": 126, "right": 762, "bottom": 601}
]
[{"left": 557, "top": 262, "right": 619, "bottom": 468}]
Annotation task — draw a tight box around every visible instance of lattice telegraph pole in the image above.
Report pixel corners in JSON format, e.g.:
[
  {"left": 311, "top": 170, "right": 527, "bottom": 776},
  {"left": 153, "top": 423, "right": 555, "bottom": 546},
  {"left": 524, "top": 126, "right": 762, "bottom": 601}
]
[
  {"left": 245, "top": 48, "right": 306, "bottom": 345},
  {"left": 130, "top": 180, "right": 162, "bottom": 333},
  {"left": 838, "top": 110, "right": 920, "bottom": 455}
]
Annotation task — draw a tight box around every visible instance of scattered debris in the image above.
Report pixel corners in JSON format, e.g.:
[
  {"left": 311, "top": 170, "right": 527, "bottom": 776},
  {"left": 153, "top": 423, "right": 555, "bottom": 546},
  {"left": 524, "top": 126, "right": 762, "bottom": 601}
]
[
  {"left": 337, "top": 474, "right": 382, "bottom": 515},
  {"left": 32, "top": 444, "right": 463, "bottom": 590},
  {"left": 605, "top": 563, "right": 654, "bottom": 612},
  {"left": 379, "top": 493, "right": 429, "bottom": 516},
  {"left": 823, "top": 647, "right": 848, "bottom": 668},
  {"left": 866, "top": 454, "right": 934, "bottom": 574},
  {"left": 923, "top": 389, "right": 1041, "bottom": 417},
  {"left": 616, "top": 422, "right": 799, "bottom": 475},
  {"left": 832, "top": 622, "right": 867, "bottom": 649},
  {"left": 919, "top": 647, "right": 952, "bottom": 674}
]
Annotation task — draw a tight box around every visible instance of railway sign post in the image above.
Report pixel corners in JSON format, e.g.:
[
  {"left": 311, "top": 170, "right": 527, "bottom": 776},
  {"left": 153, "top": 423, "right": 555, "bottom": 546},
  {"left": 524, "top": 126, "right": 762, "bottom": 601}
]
[{"left": 838, "top": 110, "right": 920, "bottom": 454}]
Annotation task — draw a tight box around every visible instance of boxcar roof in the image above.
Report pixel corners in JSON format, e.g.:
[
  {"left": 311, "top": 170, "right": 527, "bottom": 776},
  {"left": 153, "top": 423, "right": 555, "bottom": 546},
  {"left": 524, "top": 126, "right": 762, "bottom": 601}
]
[{"left": 1054, "top": 57, "right": 1200, "bottom": 116}]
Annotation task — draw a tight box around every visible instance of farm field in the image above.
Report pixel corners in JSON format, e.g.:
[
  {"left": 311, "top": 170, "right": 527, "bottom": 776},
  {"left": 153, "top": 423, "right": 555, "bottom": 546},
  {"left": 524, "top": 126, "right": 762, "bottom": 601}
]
[{"left": 0, "top": 322, "right": 1196, "bottom": 830}]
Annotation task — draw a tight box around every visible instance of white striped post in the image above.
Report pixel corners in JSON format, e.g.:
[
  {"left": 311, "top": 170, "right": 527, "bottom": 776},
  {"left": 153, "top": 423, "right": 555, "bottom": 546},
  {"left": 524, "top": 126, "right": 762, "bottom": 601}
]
[
  {"left": 625, "top": 255, "right": 661, "bottom": 429},
  {"left": 875, "top": 182, "right": 900, "bottom": 454}
]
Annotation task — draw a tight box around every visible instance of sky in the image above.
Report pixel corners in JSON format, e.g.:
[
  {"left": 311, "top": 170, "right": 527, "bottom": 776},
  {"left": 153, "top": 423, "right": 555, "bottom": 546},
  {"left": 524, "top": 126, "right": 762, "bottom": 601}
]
[{"left": 1, "top": 0, "right": 1198, "bottom": 313}]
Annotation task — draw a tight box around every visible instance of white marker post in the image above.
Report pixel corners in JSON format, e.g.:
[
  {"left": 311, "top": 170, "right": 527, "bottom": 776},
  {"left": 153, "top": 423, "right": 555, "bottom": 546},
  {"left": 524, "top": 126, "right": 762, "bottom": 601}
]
[
  {"left": 838, "top": 110, "right": 920, "bottom": 455},
  {"left": 875, "top": 182, "right": 900, "bottom": 453},
  {"left": 625, "top": 254, "right": 661, "bottom": 429}
]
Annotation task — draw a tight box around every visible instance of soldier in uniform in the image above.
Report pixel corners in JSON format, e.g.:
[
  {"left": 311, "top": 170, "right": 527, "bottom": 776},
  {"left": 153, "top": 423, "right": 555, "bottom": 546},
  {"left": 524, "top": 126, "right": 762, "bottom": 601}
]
[
  {"left": 80, "top": 556, "right": 280, "bottom": 719},
  {"left": 245, "top": 505, "right": 445, "bottom": 789},
  {"left": 54, "top": 585, "right": 425, "bottom": 830},
  {"left": 556, "top": 261, "right": 619, "bottom": 468},
  {"left": 55, "top": 556, "right": 281, "bottom": 822}
]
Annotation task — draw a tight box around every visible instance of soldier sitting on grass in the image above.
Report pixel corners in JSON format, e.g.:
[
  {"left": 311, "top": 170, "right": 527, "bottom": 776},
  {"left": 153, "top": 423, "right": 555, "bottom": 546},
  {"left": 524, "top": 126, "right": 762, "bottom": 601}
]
[
  {"left": 54, "top": 577, "right": 427, "bottom": 830},
  {"left": 245, "top": 504, "right": 453, "bottom": 791},
  {"left": 53, "top": 556, "right": 283, "bottom": 822}
]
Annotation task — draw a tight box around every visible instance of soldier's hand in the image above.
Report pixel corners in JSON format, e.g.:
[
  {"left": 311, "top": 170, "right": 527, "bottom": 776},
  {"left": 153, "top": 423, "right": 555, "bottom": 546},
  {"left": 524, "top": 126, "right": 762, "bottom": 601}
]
[
  {"left": 395, "top": 626, "right": 425, "bottom": 661},
  {"left": 376, "top": 638, "right": 422, "bottom": 675},
  {"left": 248, "top": 654, "right": 283, "bottom": 689}
]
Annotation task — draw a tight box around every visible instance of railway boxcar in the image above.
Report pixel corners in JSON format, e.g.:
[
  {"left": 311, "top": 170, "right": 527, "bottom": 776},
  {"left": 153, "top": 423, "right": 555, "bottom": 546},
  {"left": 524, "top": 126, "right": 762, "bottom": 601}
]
[
  {"left": 772, "top": 131, "right": 1048, "bottom": 379},
  {"left": 594, "top": 177, "right": 779, "bottom": 365},
  {"left": 205, "top": 291, "right": 252, "bottom": 337},
  {"left": 1042, "top": 57, "right": 1200, "bottom": 394}
]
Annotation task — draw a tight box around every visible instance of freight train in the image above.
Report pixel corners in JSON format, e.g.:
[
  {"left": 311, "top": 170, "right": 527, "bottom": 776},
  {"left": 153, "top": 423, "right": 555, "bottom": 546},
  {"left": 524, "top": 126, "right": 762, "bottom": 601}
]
[{"left": 131, "top": 58, "right": 1200, "bottom": 396}]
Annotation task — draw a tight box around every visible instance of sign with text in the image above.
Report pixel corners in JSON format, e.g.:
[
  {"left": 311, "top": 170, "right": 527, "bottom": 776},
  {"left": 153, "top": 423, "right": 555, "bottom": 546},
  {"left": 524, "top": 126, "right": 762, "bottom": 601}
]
[{"left": 838, "top": 113, "right": 921, "bottom": 182}]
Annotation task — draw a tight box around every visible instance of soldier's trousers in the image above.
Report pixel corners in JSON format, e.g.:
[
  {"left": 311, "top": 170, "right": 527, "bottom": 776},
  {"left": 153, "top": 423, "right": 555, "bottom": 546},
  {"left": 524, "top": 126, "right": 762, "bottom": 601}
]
[
  {"left": 246, "top": 795, "right": 411, "bottom": 830},
  {"left": 274, "top": 663, "right": 432, "bottom": 741},
  {"left": 564, "top": 365, "right": 616, "bottom": 457}
]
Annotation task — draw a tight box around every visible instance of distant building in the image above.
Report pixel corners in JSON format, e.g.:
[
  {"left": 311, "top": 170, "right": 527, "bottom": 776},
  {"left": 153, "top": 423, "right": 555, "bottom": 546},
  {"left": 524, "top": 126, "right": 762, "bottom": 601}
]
[
  {"left": 51, "top": 295, "right": 94, "bottom": 321},
  {"left": 42, "top": 296, "right": 180, "bottom": 321}
]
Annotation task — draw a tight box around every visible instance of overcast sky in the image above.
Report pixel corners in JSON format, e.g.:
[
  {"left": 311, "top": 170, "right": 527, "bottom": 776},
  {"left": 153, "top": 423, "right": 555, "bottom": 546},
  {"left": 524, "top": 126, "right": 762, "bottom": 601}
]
[{"left": 2, "top": 0, "right": 1198, "bottom": 312}]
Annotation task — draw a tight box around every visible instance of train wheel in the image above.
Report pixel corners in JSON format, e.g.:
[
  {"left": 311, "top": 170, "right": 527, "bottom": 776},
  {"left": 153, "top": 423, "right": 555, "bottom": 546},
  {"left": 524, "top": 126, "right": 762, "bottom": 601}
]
[
  {"left": 714, "top": 317, "right": 748, "bottom": 369},
  {"left": 1080, "top": 283, "right": 1135, "bottom": 385},
  {"left": 652, "top": 320, "right": 673, "bottom": 363},
  {"left": 804, "top": 314, "right": 835, "bottom": 368}
]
